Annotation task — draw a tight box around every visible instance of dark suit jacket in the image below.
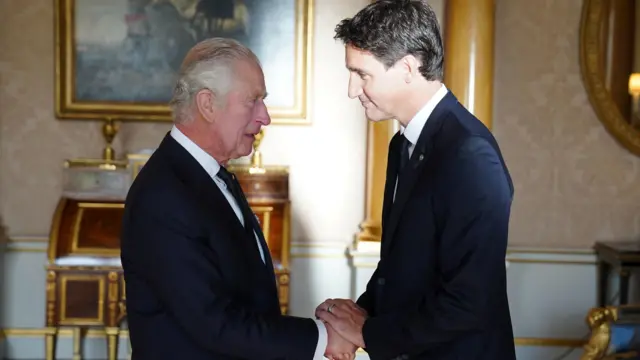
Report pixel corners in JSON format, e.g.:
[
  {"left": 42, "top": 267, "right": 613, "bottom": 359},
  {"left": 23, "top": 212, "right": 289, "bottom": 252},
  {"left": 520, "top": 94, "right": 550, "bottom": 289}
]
[
  {"left": 120, "top": 134, "right": 319, "bottom": 360},
  {"left": 356, "top": 92, "right": 516, "bottom": 360}
]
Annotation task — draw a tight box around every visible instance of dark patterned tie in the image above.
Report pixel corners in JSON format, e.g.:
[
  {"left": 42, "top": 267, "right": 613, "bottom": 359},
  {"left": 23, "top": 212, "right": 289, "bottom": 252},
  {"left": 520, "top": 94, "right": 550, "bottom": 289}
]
[
  {"left": 216, "top": 167, "right": 267, "bottom": 256},
  {"left": 399, "top": 135, "right": 411, "bottom": 173}
]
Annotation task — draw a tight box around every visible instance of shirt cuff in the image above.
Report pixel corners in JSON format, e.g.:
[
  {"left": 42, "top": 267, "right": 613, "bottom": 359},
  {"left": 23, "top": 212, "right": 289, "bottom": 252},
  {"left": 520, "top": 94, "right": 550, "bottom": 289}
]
[{"left": 313, "top": 320, "right": 328, "bottom": 360}]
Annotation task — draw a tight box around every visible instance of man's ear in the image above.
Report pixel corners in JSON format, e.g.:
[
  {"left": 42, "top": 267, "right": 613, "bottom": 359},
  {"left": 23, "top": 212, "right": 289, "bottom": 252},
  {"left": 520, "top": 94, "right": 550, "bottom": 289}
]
[
  {"left": 195, "top": 89, "right": 217, "bottom": 123},
  {"left": 400, "top": 54, "right": 421, "bottom": 83}
]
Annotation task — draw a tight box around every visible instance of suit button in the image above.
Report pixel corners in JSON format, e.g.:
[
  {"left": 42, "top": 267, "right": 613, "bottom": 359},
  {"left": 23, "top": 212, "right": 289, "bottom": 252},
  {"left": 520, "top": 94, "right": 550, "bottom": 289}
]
[{"left": 378, "top": 278, "right": 385, "bottom": 285}]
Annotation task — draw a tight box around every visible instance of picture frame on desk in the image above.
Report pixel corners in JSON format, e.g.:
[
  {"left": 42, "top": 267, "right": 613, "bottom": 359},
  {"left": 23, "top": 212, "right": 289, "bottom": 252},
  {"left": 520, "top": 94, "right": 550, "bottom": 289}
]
[{"left": 54, "top": 0, "right": 314, "bottom": 124}]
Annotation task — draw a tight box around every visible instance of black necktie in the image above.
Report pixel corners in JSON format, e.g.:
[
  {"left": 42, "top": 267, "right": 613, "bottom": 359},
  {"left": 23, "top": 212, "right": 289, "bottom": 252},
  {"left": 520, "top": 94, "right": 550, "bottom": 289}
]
[
  {"left": 399, "top": 135, "right": 410, "bottom": 173},
  {"left": 216, "top": 166, "right": 260, "bottom": 238},
  {"left": 217, "top": 167, "right": 275, "bottom": 273}
]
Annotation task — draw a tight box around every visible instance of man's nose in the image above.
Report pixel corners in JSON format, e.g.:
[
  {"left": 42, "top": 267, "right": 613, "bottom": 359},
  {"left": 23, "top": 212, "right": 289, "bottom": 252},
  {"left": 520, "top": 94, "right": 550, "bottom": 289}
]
[
  {"left": 256, "top": 100, "right": 271, "bottom": 125},
  {"left": 348, "top": 76, "right": 362, "bottom": 99}
]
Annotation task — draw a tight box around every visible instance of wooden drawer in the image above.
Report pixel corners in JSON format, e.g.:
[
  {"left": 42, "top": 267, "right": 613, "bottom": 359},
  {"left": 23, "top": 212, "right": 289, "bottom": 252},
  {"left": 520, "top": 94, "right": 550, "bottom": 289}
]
[
  {"left": 46, "top": 266, "right": 125, "bottom": 328},
  {"left": 230, "top": 165, "right": 289, "bottom": 200}
]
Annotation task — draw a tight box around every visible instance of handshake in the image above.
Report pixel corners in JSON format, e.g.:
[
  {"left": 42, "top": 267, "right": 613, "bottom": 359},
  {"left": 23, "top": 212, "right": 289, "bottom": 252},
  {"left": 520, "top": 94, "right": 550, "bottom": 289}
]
[{"left": 315, "top": 299, "right": 368, "bottom": 360}]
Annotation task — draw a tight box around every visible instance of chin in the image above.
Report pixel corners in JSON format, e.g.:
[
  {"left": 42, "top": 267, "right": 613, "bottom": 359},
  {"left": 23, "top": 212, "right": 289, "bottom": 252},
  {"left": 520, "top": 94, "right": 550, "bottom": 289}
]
[
  {"left": 238, "top": 143, "right": 253, "bottom": 157},
  {"left": 366, "top": 111, "right": 391, "bottom": 122},
  {"left": 236, "top": 149, "right": 251, "bottom": 158}
]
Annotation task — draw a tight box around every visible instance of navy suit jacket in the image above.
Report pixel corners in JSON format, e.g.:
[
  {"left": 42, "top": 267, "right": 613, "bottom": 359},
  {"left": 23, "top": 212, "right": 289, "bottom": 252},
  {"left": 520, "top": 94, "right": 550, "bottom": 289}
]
[
  {"left": 120, "top": 134, "right": 319, "bottom": 360},
  {"left": 357, "top": 92, "right": 516, "bottom": 360}
]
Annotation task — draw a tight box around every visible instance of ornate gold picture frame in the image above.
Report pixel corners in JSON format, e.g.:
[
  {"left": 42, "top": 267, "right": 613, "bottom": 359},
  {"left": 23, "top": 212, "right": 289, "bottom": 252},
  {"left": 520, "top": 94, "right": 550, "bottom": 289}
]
[
  {"left": 579, "top": 0, "right": 640, "bottom": 156},
  {"left": 54, "top": 0, "right": 313, "bottom": 124}
]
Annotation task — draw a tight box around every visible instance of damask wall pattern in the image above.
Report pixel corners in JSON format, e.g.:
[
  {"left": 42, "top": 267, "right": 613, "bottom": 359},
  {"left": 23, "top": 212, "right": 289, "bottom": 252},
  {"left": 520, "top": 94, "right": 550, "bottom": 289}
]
[
  {"left": 492, "top": 0, "right": 640, "bottom": 247},
  {"left": 0, "top": 0, "right": 638, "bottom": 248},
  {"left": 0, "top": 0, "right": 172, "bottom": 235},
  {"left": 0, "top": 0, "right": 370, "bottom": 245}
]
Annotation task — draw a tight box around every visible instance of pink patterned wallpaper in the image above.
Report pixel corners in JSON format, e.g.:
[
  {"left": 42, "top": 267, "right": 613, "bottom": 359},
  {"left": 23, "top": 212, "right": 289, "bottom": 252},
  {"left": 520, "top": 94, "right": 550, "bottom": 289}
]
[{"left": 1, "top": 0, "right": 639, "bottom": 248}]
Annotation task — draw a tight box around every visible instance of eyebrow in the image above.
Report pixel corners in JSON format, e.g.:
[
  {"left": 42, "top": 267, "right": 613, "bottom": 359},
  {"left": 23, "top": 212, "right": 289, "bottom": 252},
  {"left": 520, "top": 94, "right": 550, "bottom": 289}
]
[
  {"left": 251, "top": 91, "right": 268, "bottom": 100},
  {"left": 347, "top": 66, "right": 366, "bottom": 75}
]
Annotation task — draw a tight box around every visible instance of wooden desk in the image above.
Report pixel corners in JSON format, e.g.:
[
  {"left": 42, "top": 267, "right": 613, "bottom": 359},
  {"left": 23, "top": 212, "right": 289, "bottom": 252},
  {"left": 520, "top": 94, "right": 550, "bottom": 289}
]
[
  {"left": 45, "top": 197, "right": 127, "bottom": 360},
  {"left": 44, "top": 264, "right": 290, "bottom": 360},
  {"left": 594, "top": 241, "right": 640, "bottom": 307},
  {"left": 45, "top": 264, "right": 125, "bottom": 360},
  {"left": 45, "top": 165, "right": 292, "bottom": 360}
]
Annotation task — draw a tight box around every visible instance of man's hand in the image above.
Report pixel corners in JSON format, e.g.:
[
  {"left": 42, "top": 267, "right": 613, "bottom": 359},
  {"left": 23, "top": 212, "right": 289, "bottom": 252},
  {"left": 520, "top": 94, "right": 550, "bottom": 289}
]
[
  {"left": 325, "top": 323, "right": 357, "bottom": 360},
  {"left": 316, "top": 299, "right": 367, "bottom": 349},
  {"left": 315, "top": 299, "right": 367, "bottom": 320}
]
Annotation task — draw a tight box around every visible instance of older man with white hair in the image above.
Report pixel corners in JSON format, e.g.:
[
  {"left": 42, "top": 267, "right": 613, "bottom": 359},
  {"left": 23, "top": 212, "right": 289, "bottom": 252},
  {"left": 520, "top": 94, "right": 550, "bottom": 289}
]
[{"left": 120, "top": 38, "right": 357, "bottom": 360}]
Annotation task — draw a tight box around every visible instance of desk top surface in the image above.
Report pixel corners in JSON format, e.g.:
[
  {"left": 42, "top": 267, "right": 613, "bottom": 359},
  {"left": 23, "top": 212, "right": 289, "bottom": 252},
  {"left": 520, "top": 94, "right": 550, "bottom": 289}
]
[
  {"left": 594, "top": 240, "right": 640, "bottom": 264},
  {"left": 595, "top": 241, "right": 640, "bottom": 253}
]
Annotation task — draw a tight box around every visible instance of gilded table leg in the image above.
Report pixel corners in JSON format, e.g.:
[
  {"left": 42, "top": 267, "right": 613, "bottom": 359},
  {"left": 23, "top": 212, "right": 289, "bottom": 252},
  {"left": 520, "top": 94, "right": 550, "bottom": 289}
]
[
  {"left": 45, "top": 327, "right": 57, "bottom": 360},
  {"left": 106, "top": 327, "right": 119, "bottom": 360},
  {"left": 72, "top": 327, "right": 85, "bottom": 360},
  {"left": 45, "top": 271, "right": 58, "bottom": 360},
  {"left": 277, "top": 272, "right": 289, "bottom": 315},
  {"left": 105, "top": 272, "right": 121, "bottom": 360}
]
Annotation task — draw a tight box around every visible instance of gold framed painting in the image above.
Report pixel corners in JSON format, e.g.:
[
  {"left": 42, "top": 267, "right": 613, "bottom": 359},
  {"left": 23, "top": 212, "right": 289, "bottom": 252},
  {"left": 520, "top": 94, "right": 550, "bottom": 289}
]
[{"left": 54, "top": 0, "right": 314, "bottom": 124}]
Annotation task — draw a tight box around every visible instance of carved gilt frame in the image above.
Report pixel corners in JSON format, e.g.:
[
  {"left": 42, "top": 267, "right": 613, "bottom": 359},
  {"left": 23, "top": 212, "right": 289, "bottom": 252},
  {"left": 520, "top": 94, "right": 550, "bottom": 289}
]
[
  {"left": 54, "top": 0, "right": 314, "bottom": 125},
  {"left": 579, "top": 0, "right": 640, "bottom": 155}
]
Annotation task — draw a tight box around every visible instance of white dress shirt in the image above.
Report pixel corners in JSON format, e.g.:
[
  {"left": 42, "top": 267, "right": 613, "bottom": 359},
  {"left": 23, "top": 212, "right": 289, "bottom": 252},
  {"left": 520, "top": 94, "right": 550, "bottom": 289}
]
[
  {"left": 401, "top": 84, "right": 449, "bottom": 156},
  {"left": 394, "top": 84, "right": 449, "bottom": 201},
  {"left": 170, "top": 126, "right": 328, "bottom": 359}
]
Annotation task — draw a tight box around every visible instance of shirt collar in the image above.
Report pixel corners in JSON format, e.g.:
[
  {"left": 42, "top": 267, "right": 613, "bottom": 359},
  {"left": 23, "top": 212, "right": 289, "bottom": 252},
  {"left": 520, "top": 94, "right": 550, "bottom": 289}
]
[
  {"left": 170, "top": 125, "right": 221, "bottom": 178},
  {"left": 401, "top": 84, "right": 448, "bottom": 145}
]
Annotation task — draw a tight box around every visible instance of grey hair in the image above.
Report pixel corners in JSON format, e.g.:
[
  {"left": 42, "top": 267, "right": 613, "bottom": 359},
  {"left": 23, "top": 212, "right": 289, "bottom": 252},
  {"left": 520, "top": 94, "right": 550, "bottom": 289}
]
[{"left": 169, "top": 38, "right": 260, "bottom": 124}]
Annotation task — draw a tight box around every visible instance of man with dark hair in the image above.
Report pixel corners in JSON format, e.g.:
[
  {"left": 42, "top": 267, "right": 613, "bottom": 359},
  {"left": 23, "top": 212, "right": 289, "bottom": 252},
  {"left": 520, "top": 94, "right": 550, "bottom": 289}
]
[{"left": 315, "top": 1, "right": 516, "bottom": 359}]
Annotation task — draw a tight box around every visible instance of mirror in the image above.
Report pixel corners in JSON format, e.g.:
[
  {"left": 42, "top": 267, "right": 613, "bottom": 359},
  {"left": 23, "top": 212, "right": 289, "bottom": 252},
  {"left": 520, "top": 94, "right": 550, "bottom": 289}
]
[{"left": 580, "top": 0, "right": 640, "bottom": 155}]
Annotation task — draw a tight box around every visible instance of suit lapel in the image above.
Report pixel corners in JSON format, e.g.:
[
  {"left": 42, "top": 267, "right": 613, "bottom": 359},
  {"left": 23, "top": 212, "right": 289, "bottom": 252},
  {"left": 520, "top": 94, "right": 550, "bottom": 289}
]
[
  {"left": 216, "top": 173, "right": 278, "bottom": 302},
  {"left": 381, "top": 92, "right": 456, "bottom": 254},
  {"left": 382, "top": 133, "right": 403, "bottom": 230},
  {"left": 159, "top": 134, "right": 270, "bottom": 270},
  {"left": 236, "top": 191, "right": 277, "bottom": 286}
]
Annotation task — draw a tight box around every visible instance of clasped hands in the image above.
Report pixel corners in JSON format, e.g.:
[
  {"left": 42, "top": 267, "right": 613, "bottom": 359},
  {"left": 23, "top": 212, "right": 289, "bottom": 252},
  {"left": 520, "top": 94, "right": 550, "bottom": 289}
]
[{"left": 315, "top": 298, "right": 367, "bottom": 360}]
